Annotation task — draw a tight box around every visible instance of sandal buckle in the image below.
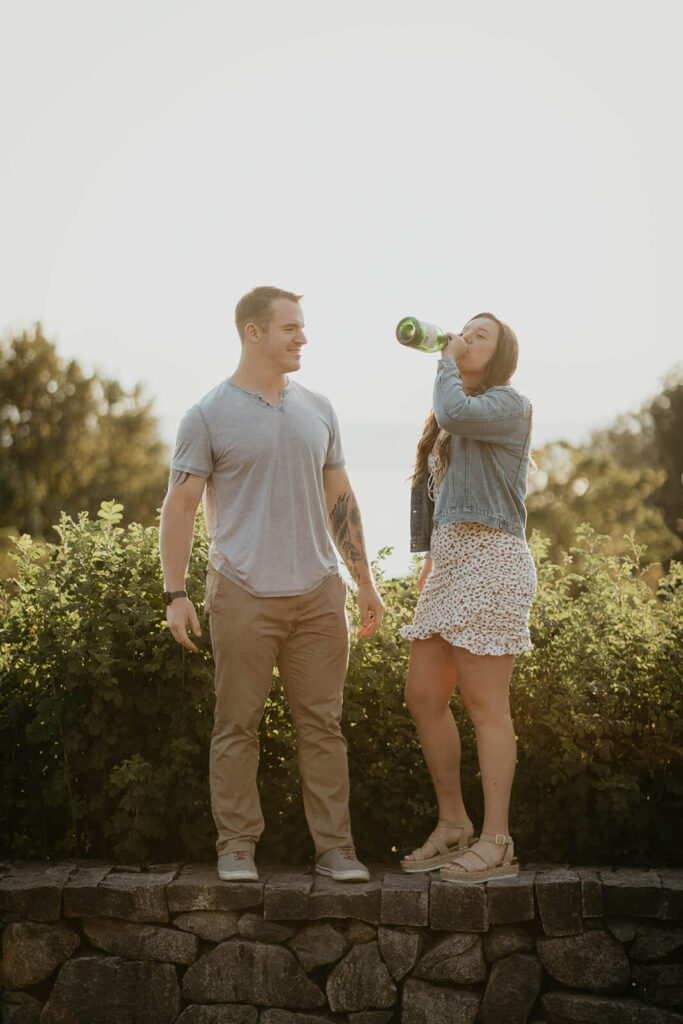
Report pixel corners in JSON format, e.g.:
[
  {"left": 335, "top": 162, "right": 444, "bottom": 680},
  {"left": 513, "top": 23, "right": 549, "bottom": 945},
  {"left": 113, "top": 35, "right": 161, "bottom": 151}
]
[{"left": 494, "top": 834, "right": 507, "bottom": 845}]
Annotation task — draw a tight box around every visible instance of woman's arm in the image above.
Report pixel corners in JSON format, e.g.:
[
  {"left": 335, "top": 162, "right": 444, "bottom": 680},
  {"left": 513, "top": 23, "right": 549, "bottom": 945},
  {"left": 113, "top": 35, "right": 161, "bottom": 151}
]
[
  {"left": 418, "top": 557, "right": 432, "bottom": 591},
  {"left": 433, "top": 358, "right": 529, "bottom": 443}
]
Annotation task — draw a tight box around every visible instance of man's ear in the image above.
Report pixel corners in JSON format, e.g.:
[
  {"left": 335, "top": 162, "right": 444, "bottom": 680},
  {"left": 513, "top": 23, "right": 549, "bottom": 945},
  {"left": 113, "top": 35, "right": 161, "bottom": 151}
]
[{"left": 244, "top": 321, "right": 261, "bottom": 344}]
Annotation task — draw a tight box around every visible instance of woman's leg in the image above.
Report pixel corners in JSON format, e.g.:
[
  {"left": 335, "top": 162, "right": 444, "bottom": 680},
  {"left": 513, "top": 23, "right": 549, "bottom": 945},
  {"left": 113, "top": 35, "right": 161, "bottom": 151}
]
[
  {"left": 446, "top": 647, "right": 516, "bottom": 869},
  {"left": 403, "top": 636, "right": 473, "bottom": 859}
]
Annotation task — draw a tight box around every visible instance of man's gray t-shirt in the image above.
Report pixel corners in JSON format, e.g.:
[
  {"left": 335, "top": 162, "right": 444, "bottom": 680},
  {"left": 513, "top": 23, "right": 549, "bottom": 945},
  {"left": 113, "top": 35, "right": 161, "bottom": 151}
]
[{"left": 170, "top": 378, "right": 345, "bottom": 597}]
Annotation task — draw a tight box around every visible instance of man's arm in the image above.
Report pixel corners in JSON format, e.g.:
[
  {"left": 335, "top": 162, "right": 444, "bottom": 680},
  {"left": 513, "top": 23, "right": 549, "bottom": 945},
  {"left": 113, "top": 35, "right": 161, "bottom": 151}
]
[
  {"left": 323, "top": 466, "right": 385, "bottom": 638},
  {"left": 159, "top": 470, "right": 207, "bottom": 652}
]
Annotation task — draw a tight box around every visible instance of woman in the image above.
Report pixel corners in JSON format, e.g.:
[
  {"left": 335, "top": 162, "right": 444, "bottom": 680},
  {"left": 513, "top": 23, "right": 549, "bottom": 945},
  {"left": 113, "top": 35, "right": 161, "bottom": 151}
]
[{"left": 399, "top": 312, "right": 536, "bottom": 883}]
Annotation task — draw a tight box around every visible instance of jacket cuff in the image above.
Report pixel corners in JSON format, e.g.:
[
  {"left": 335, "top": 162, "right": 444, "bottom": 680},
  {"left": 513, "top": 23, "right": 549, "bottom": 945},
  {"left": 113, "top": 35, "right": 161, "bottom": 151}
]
[{"left": 437, "top": 357, "right": 461, "bottom": 380}]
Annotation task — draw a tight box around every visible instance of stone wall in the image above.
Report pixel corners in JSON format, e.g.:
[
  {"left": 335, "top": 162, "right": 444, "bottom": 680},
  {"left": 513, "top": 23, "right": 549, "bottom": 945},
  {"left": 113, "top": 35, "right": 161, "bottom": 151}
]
[{"left": 1, "top": 861, "right": 682, "bottom": 1024}]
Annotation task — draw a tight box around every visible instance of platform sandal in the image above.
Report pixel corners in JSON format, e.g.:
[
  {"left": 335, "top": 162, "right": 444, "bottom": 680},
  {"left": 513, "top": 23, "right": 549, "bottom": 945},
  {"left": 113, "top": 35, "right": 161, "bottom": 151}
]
[
  {"left": 439, "top": 832, "right": 519, "bottom": 884},
  {"left": 400, "top": 821, "right": 475, "bottom": 874}
]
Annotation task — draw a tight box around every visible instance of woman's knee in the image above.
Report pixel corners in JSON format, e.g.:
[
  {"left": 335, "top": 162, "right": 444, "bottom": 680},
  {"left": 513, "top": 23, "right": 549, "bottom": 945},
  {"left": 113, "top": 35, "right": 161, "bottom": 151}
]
[
  {"left": 464, "top": 699, "right": 513, "bottom": 730},
  {"left": 404, "top": 677, "right": 429, "bottom": 718},
  {"left": 404, "top": 681, "right": 422, "bottom": 717},
  {"left": 404, "top": 680, "right": 450, "bottom": 721}
]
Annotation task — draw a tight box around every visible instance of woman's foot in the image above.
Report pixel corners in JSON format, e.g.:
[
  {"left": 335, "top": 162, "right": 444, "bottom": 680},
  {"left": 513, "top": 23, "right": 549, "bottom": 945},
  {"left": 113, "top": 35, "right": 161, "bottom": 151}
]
[
  {"left": 400, "top": 820, "right": 475, "bottom": 873},
  {"left": 439, "top": 832, "right": 518, "bottom": 884}
]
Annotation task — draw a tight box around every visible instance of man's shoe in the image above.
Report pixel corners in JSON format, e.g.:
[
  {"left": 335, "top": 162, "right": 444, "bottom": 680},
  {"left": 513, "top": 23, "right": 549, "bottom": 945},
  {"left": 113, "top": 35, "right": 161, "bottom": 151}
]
[
  {"left": 217, "top": 850, "right": 259, "bottom": 882},
  {"left": 315, "top": 846, "right": 370, "bottom": 882}
]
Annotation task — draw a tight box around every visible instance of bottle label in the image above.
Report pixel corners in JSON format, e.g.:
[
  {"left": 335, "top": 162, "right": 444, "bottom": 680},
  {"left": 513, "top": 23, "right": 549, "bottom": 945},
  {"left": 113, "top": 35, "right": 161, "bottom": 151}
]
[{"left": 421, "top": 323, "right": 441, "bottom": 347}]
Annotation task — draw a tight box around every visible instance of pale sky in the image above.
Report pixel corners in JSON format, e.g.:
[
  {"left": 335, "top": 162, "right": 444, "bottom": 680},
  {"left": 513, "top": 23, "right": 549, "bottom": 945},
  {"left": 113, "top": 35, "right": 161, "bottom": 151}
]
[{"left": 1, "top": 0, "right": 680, "bottom": 575}]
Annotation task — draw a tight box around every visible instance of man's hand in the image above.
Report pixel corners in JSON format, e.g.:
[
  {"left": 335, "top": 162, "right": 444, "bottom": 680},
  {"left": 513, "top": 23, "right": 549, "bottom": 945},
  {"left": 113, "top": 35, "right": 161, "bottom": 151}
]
[
  {"left": 167, "top": 597, "right": 202, "bottom": 653},
  {"left": 418, "top": 557, "right": 433, "bottom": 592},
  {"left": 159, "top": 469, "right": 207, "bottom": 653},
  {"left": 356, "top": 581, "right": 385, "bottom": 639}
]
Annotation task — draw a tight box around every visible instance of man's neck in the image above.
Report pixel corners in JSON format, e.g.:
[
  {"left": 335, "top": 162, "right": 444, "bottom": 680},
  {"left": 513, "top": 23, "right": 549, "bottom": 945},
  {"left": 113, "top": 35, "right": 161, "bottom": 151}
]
[{"left": 230, "top": 364, "right": 289, "bottom": 406}]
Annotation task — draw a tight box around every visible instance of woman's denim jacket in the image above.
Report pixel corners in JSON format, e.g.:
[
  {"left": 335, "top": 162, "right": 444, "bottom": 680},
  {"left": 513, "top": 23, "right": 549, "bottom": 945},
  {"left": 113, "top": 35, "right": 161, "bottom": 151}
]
[{"left": 410, "top": 358, "right": 532, "bottom": 553}]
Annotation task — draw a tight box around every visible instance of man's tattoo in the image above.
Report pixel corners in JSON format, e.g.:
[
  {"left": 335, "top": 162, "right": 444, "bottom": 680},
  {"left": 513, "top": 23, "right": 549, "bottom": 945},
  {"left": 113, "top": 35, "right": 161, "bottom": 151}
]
[
  {"left": 173, "top": 471, "right": 191, "bottom": 487},
  {"left": 329, "top": 492, "right": 368, "bottom": 584}
]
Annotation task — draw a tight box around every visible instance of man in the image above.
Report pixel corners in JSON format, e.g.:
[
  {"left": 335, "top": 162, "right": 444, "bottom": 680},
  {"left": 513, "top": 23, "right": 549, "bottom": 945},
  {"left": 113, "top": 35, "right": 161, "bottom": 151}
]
[{"left": 159, "top": 286, "right": 385, "bottom": 883}]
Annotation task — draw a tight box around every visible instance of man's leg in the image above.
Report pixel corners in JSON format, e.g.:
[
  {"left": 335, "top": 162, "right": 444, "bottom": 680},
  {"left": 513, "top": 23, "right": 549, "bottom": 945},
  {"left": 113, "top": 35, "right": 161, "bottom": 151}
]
[
  {"left": 276, "top": 573, "right": 353, "bottom": 855},
  {"left": 207, "top": 567, "right": 292, "bottom": 856}
]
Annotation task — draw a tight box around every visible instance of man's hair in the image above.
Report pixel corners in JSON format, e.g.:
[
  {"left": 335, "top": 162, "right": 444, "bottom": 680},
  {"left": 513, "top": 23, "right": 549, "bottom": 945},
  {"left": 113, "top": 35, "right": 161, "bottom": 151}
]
[{"left": 235, "top": 286, "right": 303, "bottom": 342}]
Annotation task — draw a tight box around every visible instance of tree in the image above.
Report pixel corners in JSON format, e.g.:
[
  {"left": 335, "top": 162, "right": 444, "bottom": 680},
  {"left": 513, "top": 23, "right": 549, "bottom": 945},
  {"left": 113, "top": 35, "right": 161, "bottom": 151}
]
[
  {"left": 526, "top": 442, "right": 680, "bottom": 569},
  {"left": 528, "top": 368, "right": 683, "bottom": 569},
  {"left": 0, "top": 325, "right": 168, "bottom": 538},
  {"left": 591, "top": 367, "right": 683, "bottom": 546}
]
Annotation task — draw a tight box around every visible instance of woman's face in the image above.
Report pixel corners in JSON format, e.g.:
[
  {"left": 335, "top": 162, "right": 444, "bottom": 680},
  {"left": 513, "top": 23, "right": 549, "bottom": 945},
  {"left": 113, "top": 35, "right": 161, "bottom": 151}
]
[{"left": 455, "top": 316, "right": 499, "bottom": 379}]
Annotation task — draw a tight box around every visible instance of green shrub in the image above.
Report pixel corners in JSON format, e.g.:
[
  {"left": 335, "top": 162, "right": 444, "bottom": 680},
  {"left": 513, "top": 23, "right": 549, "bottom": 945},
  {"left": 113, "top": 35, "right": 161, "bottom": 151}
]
[
  {"left": 511, "top": 528, "right": 683, "bottom": 865},
  {"left": 1, "top": 508, "right": 680, "bottom": 866},
  {"left": 0, "top": 501, "right": 215, "bottom": 862},
  {"left": 345, "top": 530, "right": 682, "bottom": 868}
]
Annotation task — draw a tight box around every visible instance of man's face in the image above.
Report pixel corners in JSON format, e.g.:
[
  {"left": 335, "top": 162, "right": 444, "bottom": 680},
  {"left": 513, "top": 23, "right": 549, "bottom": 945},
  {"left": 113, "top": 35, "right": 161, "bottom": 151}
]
[{"left": 259, "top": 298, "right": 307, "bottom": 373}]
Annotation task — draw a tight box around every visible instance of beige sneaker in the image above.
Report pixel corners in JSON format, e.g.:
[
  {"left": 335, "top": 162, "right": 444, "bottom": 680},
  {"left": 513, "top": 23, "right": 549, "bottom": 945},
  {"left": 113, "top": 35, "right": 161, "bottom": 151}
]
[
  {"left": 217, "top": 850, "right": 259, "bottom": 882},
  {"left": 315, "top": 846, "right": 370, "bottom": 882}
]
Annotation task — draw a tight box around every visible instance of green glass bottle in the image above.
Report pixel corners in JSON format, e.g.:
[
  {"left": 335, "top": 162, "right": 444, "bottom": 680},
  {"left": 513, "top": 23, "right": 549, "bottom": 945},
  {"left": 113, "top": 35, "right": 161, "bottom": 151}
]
[{"left": 396, "top": 316, "right": 448, "bottom": 353}]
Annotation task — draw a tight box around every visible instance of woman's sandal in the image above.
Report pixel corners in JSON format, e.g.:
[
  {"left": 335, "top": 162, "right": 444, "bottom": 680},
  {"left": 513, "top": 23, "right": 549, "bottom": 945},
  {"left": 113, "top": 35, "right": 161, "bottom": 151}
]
[
  {"left": 439, "top": 832, "right": 519, "bottom": 884},
  {"left": 400, "top": 820, "right": 476, "bottom": 874}
]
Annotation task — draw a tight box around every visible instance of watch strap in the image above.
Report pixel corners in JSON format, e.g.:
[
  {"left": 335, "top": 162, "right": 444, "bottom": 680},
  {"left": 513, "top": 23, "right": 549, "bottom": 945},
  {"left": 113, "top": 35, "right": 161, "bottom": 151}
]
[{"left": 163, "top": 589, "right": 187, "bottom": 606}]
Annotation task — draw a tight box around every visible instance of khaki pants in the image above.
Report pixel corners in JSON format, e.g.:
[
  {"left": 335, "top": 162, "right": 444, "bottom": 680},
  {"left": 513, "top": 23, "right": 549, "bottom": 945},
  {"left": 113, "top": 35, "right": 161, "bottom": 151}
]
[{"left": 205, "top": 564, "right": 353, "bottom": 857}]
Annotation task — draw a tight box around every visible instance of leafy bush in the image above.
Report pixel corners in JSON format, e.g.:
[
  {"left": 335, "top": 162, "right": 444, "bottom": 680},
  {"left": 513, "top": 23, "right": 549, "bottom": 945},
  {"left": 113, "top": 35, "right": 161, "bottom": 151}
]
[
  {"left": 0, "top": 502, "right": 214, "bottom": 862},
  {"left": 511, "top": 528, "right": 683, "bottom": 865},
  {"left": 1, "top": 508, "right": 681, "bottom": 866}
]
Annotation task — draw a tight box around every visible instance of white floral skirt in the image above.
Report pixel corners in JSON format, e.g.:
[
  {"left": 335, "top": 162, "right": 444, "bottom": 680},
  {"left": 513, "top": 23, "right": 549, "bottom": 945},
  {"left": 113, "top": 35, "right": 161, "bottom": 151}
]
[{"left": 399, "top": 521, "right": 537, "bottom": 656}]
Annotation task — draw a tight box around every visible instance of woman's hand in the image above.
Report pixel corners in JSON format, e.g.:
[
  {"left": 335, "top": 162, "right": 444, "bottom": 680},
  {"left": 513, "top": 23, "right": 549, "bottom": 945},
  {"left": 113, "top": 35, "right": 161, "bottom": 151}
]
[
  {"left": 440, "top": 333, "right": 465, "bottom": 362},
  {"left": 418, "top": 557, "right": 433, "bottom": 592}
]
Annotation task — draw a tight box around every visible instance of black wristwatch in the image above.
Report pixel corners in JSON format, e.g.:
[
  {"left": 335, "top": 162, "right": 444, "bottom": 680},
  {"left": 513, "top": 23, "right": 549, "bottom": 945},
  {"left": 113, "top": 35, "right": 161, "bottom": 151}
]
[{"left": 163, "top": 590, "right": 187, "bottom": 606}]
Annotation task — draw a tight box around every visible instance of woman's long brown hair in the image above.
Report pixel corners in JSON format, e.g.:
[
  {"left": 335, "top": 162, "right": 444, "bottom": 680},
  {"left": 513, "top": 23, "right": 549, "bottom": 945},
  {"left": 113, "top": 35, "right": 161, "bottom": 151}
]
[{"left": 411, "top": 313, "right": 519, "bottom": 487}]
